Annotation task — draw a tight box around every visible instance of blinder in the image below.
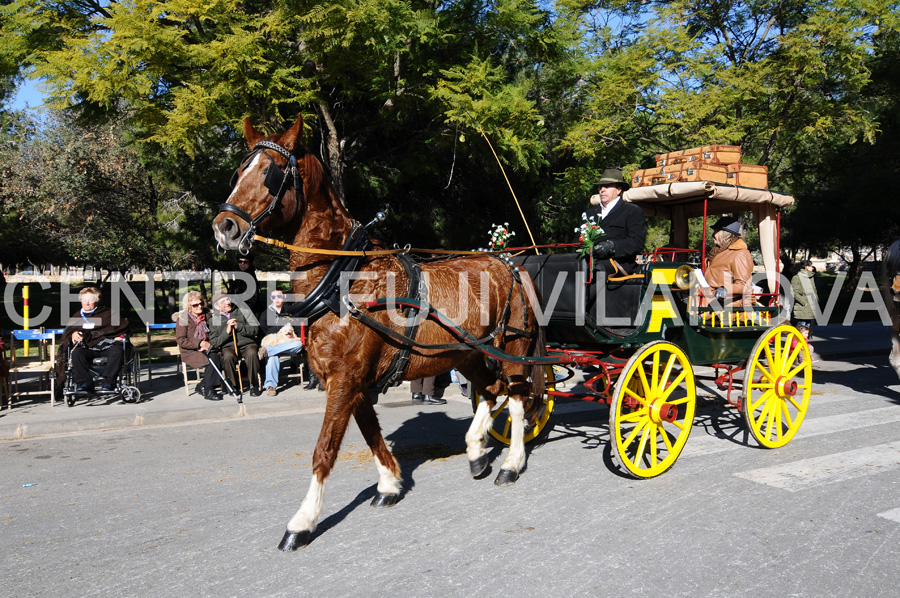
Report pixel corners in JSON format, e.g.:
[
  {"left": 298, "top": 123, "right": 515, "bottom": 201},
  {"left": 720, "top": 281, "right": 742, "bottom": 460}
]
[{"left": 219, "top": 140, "right": 302, "bottom": 254}]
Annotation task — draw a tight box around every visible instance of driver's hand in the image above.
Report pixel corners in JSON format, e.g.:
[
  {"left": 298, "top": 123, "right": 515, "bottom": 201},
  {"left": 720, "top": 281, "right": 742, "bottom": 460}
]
[{"left": 73, "top": 331, "right": 83, "bottom": 343}]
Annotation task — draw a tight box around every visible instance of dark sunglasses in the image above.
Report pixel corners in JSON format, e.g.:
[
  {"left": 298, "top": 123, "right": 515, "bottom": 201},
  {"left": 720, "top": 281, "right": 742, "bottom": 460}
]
[
  {"left": 191, "top": 303, "right": 203, "bottom": 307},
  {"left": 271, "top": 293, "right": 285, "bottom": 299}
]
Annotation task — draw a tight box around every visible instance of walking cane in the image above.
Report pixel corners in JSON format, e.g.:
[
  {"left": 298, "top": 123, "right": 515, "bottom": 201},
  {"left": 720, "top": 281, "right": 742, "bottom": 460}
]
[
  {"left": 231, "top": 327, "right": 245, "bottom": 395},
  {"left": 203, "top": 349, "right": 242, "bottom": 404}
]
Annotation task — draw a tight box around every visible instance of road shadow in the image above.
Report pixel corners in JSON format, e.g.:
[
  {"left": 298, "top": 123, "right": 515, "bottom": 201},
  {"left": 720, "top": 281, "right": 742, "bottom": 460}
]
[
  {"left": 384, "top": 409, "right": 472, "bottom": 491},
  {"left": 808, "top": 358, "right": 900, "bottom": 404}
]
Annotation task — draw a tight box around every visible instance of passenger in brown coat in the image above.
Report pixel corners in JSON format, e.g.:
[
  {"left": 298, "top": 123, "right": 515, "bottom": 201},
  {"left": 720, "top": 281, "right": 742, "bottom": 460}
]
[
  {"left": 174, "top": 290, "right": 225, "bottom": 400},
  {"left": 704, "top": 216, "right": 755, "bottom": 307}
]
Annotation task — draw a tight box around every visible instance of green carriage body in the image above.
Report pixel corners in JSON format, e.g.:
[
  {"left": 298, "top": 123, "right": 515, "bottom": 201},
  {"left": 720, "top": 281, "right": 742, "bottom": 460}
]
[
  {"left": 520, "top": 181, "right": 796, "bottom": 364},
  {"left": 486, "top": 181, "right": 813, "bottom": 478}
]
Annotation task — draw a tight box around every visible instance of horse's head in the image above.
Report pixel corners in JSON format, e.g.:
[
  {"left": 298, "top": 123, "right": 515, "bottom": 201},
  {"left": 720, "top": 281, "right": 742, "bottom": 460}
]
[{"left": 213, "top": 115, "right": 307, "bottom": 253}]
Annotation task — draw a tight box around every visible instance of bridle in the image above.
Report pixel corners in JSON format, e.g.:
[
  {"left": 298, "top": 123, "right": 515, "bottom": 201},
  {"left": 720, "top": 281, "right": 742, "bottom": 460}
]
[{"left": 217, "top": 140, "right": 304, "bottom": 255}]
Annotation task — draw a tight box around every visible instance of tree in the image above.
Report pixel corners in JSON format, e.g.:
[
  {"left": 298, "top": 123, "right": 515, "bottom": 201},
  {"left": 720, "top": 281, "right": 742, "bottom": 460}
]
[
  {"left": 1, "top": 0, "right": 568, "bottom": 249},
  {"left": 0, "top": 110, "right": 201, "bottom": 272},
  {"left": 785, "top": 22, "right": 900, "bottom": 281}
]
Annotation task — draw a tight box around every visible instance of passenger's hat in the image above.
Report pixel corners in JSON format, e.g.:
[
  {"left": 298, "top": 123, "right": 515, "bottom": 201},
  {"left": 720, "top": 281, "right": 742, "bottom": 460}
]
[
  {"left": 711, "top": 216, "right": 742, "bottom": 236},
  {"left": 593, "top": 168, "right": 630, "bottom": 191}
]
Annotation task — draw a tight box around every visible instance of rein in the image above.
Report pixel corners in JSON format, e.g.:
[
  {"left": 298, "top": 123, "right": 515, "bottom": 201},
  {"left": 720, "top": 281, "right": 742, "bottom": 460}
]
[{"left": 254, "top": 234, "right": 576, "bottom": 257}]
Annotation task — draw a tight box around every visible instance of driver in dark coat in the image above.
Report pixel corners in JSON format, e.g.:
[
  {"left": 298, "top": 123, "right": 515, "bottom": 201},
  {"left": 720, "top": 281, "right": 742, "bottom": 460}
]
[{"left": 579, "top": 168, "right": 647, "bottom": 275}]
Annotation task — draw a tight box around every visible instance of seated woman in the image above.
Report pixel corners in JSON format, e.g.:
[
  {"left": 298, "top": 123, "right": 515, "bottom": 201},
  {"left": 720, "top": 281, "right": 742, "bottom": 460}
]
[
  {"left": 174, "top": 291, "right": 225, "bottom": 401},
  {"left": 704, "top": 216, "right": 755, "bottom": 307}
]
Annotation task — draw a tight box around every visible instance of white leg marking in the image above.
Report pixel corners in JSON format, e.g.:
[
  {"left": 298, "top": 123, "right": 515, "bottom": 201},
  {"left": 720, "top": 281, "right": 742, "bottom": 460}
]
[
  {"left": 500, "top": 399, "right": 526, "bottom": 472},
  {"left": 466, "top": 400, "right": 493, "bottom": 462},
  {"left": 287, "top": 475, "right": 326, "bottom": 533},
  {"left": 375, "top": 456, "right": 402, "bottom": 495},
  {"left": 889, "top": 332, "right": 900, "bottom": 380}
]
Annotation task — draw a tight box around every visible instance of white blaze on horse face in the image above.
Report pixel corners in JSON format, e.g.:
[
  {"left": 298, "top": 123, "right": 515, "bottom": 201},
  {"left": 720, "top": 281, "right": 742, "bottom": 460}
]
[
  {"left": 287, "top": 475, "right": 326, "bottom": 534},
  {"left": 226, "top": 152, "right": 265, "bottom": 205},
  {"left": 214, "top": 153, "right": 267, "bottom": 248}
]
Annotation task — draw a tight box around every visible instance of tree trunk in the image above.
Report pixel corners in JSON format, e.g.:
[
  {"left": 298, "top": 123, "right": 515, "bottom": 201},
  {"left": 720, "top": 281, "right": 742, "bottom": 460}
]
[{"left": 316, "top": 100, "right": 347, "bottom": 208}]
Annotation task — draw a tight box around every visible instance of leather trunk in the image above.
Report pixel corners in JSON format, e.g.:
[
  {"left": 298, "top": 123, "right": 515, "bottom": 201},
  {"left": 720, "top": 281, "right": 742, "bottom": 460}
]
[{"left": 725, "top": 163, "right": 769, "bottom": 189}]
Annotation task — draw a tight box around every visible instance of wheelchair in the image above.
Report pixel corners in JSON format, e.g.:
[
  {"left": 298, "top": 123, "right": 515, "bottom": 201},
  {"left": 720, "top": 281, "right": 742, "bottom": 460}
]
[{"left": 61, "top": 336, "right": 142, "bottom": 407}]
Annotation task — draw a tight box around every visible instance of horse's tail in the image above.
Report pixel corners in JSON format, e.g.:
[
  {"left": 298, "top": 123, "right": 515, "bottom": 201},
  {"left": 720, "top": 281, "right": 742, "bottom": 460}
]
[{"left": 525, "top": 325, "right": 547, "bottom": 426}]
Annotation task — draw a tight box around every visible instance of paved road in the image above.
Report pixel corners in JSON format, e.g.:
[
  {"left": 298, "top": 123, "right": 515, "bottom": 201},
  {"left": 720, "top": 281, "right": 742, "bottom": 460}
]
[
  {"left": 0, "top": 329, "right": 900, "bottom": 598},
  {"left": 3, "top": 322, "right": 900, "bottom": 597}
]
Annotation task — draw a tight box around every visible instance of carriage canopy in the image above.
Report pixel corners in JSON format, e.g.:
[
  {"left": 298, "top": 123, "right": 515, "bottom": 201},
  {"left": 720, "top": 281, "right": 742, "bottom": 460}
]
[{"left": 623, "top": 181, "right": 795, "bottom": 293}]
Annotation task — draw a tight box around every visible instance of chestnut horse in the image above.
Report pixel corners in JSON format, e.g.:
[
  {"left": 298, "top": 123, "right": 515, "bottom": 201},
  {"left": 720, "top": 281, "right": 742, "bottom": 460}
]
[
  {"left": 885, "top": 240, "right": 900, "bottom": 379},
  {"left": 213, "top": 115, "right": 546, "bottom": 550}
]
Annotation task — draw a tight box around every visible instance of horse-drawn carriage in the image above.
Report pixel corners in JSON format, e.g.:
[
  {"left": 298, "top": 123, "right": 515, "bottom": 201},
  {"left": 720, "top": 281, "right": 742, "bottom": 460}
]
[
  {"left": 213, "top": 115, "right": 813, "bottom": 549},
  {"left": 478, "top": 180, "right": 812, "bottom": 478}
]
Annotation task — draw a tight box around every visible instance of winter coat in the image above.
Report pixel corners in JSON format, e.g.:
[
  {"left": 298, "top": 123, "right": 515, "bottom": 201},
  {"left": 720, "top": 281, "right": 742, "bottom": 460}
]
[
  {"left": 174, "top": 308, "right": 212, "bottom": 369},
  {"left": 705, "top": 238, "right": 755, "bottom": 307},
  {"left": 209, "top": 307, "right": 259, "bottom": 351},
  {"left": 580, "top": 200, "right": 647, "bottom": 273},
  {"left": 54, "top": 306, "right": 129, "bottom": 388},
  {"left": 791, "top": 269, "right": 819, "bottom": 321}
]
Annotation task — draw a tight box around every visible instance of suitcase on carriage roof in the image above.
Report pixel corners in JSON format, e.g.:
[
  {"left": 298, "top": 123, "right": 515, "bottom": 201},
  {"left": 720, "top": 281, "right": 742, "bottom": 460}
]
[
  {"left": 631, "top": 167, "right": 677, "bottom": 187},
  {"left": 632, "top": 166, "right": 673, "bottom": 186},
  {"left": 678, "top": 163, "right": 729, "bottom": 184},
  {"left": 630, "top": 168, "right": 650, "bottom": 187},
  {"left": 655, "top": 145, "right": 742, "bottom": 167},
  {"left": 725, "top": 163, "right": 769, "bottom": 189}
]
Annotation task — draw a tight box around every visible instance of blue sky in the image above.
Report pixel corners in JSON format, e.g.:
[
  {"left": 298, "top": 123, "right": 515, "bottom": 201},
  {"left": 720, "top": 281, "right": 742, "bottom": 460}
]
[{"left": 11, "top": 79, "right": 46, "bottom": 111}]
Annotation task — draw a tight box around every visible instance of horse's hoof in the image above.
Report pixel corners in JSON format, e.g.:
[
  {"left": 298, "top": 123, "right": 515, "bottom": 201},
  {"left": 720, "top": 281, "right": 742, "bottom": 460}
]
[
  {"left": 494, "top": 468, "right": 519, "bottom": 486},
  {"left": 370, "top": 492, "right": 401, "bottom": 508},
  {"left": 469, "top": 455, "right": 488, "bottom": 477},
  {"left": 278, "top": 529, "right": 312, "bottom": 551}
]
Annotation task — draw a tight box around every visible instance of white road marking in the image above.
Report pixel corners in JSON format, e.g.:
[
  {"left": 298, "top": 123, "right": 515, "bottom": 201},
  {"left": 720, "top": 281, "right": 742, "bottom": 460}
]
[
  {"left": 734, "top": 440, "right": 900, "bottom": 492},
  {"left": 877, "top": 508, "right": 900, "bottom": 523},
  {"left": 686, "top": 405, "right": 900, "bottom": 457}
]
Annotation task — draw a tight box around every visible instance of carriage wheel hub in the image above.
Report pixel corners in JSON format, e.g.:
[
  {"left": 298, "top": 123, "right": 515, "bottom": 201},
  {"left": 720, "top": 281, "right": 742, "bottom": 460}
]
[
  {"left": 775, "top": 376, "right": 797, "bottom": 398},
  {"left": 649, "top": 399, "right": 677, "bottom": 424}
]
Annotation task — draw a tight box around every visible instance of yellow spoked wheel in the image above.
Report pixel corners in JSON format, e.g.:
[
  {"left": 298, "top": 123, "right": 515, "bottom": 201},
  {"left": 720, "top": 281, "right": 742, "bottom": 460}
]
[
  {"left": 610, "top": 341, "right": 696, "bottom": 479},
  {"left": 742, "top": 325, "right": 813, "bottom": 448},
  {"left": 471, "top": 365, "right": 555, "bottom": 445}
]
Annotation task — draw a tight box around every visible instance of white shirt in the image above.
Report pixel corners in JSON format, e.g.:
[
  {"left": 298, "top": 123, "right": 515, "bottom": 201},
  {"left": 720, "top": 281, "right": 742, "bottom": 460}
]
[{"left": 598, "top": 196, "right": 620, "bottom": 220}]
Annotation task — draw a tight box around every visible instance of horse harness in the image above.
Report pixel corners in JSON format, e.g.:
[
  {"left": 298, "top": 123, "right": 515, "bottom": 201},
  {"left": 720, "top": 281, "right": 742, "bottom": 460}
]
[
  {"left": 218, "top": 140, "right": 303, "bottom": 255},
  {"left": 220, "top": 138, "right": 541, "bottom": 386}
]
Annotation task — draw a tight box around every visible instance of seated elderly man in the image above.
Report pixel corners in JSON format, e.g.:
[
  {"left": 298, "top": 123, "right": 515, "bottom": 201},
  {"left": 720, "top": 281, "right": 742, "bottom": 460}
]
[
  {"left": 209, "top": 293, "right": 262, "bottom": 397},
  {"left": 257, "top": 289, "right": 305, "bottom": 396},
  {"left": 55, "top": 286, "right": 129, "bottom": 394}
]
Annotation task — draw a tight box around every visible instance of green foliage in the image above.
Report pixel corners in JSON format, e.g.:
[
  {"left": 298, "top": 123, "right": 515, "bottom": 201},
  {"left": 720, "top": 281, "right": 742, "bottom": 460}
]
[
  {"left": 0, "top": 110, "right": 206, "bottom": 270},
  {"left": 1, "top": 0, "right": 899, "bottom": 269}
]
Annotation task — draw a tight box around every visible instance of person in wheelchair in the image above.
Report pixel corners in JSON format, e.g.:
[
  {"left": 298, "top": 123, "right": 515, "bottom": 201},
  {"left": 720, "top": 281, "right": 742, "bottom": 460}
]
[{"left": 55, "top": 286, "right": 129, "bottom": 394}]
